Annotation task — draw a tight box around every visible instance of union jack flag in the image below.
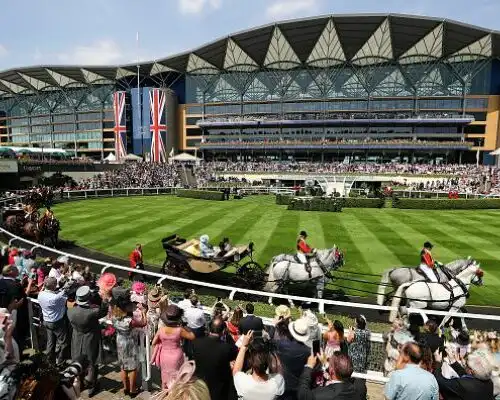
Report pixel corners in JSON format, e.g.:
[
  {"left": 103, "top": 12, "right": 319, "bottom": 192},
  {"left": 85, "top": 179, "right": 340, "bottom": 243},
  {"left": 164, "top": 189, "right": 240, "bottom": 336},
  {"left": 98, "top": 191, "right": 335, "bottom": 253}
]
[
  {"left": 149, "top": 88, "right": 167, "bottom": 163},
  {"left": 112, "top": 91, "right": 127, "bottom": 160}
]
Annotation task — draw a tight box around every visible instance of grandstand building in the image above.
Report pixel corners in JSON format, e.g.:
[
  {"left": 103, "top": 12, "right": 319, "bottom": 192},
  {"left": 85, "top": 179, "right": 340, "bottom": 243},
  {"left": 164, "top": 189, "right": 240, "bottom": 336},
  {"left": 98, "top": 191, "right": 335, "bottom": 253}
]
[{"left": 1, "top": 14, "right": 500, "bottom": 163}]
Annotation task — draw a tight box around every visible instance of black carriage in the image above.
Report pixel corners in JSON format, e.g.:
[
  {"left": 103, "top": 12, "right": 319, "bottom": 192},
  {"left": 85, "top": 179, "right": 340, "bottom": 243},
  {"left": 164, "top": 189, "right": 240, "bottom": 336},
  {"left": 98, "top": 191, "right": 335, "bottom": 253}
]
[{"left": 161, "top": 234, "right": 265, "bottom": 289}]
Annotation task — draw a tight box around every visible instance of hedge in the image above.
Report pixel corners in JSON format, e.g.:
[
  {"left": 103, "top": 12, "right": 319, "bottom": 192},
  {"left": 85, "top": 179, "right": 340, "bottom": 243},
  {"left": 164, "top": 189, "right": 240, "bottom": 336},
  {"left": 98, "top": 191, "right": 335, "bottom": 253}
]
[
  {"left": 342, "top": 198, "right": 385, "bottom": 208},
  {"left": 288, "top": 198, "right": 343, "bottom": 212},
  {"left": 275, "top": 194, "right": 293, "bottom": 205},
  {"left": 176, "top": 189, "right": 225, "bottom": 201},
  {"left": 392, "top": 198, "right": 500, "bottom": 210}
]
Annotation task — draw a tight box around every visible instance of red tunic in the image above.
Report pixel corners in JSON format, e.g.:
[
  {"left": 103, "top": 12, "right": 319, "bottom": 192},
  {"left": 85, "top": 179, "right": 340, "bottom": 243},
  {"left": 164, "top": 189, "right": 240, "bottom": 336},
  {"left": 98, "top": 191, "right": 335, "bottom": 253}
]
[
  {"left": 297, "top": 238, "right": 312, "bottom": 254},
  {"left": 129, "top": 249, "right": 142, "bottom": 268},
  {"left": 420, "top": 248, "right": 435, "bottom": 268}
]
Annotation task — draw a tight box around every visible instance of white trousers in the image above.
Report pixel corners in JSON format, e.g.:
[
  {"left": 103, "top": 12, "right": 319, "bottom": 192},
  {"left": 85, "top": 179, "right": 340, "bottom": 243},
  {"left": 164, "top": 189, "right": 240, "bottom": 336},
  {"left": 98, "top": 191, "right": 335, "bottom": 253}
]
[
  {"left": 297, "top": 253, "right": 307, "bottom": 264},
  {"left": 419, "top": 264, "right": 438, "bottom": 282}
]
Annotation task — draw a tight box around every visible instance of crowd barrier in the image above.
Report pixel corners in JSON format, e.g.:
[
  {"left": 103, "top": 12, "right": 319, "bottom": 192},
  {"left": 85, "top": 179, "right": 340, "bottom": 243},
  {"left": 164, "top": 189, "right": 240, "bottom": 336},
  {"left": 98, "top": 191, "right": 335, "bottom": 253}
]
[{"left": 350, "top": 188, "right": 500, "bottom": 199}]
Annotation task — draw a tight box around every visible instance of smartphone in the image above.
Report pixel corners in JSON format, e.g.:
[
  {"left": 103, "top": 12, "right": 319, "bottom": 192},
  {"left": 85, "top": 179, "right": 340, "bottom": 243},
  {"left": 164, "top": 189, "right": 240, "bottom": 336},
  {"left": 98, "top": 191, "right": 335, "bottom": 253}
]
[{"left": 312, "top": 339, "right": 321, "bottom": 356}]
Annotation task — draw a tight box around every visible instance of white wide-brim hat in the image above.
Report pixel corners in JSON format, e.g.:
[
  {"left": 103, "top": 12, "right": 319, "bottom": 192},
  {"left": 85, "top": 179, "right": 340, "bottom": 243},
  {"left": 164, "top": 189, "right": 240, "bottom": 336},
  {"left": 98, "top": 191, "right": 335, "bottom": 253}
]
[{"left": 289, "top": 318, "right": 310, "bottom": 344}]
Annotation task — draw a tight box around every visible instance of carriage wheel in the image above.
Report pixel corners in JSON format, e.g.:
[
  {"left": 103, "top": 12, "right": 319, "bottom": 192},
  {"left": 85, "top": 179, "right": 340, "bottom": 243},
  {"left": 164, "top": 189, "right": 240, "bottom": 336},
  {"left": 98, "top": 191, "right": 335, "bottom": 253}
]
[{"left": 236, "top": 261, "right": 266, "bottom": 289}]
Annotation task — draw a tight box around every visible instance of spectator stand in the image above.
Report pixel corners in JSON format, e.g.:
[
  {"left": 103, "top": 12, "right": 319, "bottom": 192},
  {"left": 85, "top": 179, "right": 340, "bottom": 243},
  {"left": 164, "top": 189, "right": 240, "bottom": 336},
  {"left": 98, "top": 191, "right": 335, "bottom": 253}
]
[{"left": 3, "top": 226, "right": 500, "bottom": 388}]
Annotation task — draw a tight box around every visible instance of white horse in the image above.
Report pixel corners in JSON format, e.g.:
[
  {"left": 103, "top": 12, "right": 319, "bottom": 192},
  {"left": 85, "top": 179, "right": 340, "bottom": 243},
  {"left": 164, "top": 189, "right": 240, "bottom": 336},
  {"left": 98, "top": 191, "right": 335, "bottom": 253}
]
[
  {"left": 389, "top": 261, "right": 484, "bottom": 329},
  {"left": 377, "top": 258, "right": 478, "bottom": 306},
  {"left": 263, "top": 246, "right": 343, "bottom": 305}
]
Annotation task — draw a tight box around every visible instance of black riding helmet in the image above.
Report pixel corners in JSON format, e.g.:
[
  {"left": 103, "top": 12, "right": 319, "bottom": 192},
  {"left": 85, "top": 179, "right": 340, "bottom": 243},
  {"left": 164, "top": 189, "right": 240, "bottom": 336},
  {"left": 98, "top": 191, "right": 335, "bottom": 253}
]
[
  {"left": 299, "top": 230, "right": 308, "bottom": 238},
  {"left": 424, "top": 241, "right": 434, "bottom": 249}
]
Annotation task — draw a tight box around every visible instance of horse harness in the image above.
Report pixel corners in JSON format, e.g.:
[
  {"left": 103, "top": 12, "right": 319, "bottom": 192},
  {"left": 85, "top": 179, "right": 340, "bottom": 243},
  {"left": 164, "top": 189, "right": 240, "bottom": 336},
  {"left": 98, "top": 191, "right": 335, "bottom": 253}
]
[{"left": 416, "top": 276, "right": 470, "bottom": 309}]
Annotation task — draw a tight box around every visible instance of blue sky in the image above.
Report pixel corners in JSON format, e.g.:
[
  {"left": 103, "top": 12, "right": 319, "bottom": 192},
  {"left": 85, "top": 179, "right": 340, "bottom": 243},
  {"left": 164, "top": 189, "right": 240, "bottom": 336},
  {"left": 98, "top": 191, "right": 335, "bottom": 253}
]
[{"left": 0, "top": 0, "right": 499, "bottom": 70}]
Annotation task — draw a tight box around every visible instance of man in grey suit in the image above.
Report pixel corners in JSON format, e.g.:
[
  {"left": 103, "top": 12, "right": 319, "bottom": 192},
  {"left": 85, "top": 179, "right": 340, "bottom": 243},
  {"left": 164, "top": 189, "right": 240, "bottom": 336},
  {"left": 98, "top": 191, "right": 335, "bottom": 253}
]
[{"left": 67, "top": 286, "right": 109, "bottom": 397}]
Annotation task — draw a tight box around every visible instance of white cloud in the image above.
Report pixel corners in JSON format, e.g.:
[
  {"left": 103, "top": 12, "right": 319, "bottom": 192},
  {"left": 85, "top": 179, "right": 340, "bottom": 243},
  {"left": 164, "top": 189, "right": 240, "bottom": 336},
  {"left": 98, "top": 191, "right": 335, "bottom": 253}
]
[
  {"left": 0, "top": 45, "right": 8, "bottom": 58},
  {"left": 178, "top": 0, "right": 222, "bottom": 14},
  {"left": 266, "top": 0, "right": 319, "bottom": 20},
  {"left": 57, "top": 39, "right": 124, "bottom": 65}
]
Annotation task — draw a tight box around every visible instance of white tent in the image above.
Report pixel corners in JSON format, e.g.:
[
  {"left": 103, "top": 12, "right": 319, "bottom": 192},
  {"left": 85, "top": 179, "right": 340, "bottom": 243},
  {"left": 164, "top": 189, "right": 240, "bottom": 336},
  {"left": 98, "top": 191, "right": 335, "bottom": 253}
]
[
  {"left": 104, "top": 152, "right": 116, "bottom": 161},
  {"left": 171, "top": 152, "right": 201, "bottom": 162},
  {"left": 124, "top": 153, "right": 143, "bottom": 161}
]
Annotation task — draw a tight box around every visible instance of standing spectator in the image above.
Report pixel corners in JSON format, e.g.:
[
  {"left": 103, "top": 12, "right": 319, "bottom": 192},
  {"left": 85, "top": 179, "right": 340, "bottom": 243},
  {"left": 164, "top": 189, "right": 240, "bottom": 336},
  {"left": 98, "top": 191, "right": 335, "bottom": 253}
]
[
  {"left": 275, "top": 318, "right": 310, "bottom": 400},
  {"left": 301, "top": 303, "right": 321, "bottom": 351},
  {"left": 233, "top": 331, "right": 285, "bottom": 400},
  {"left": 434, "top": 348, "right": 495, "bottom": 400},
  {"left": 146, "top": 286, "right": 165, "bottom": 340},
  {"left": 48, "top": 261, "right": 64, "bottom": 284},
  {"left": 192, "top": 317, "right": 238, "bottom": 400},
  {"left": 184, "top": 295, "right": 206, "bottom": 338},
  {"left": 226, "top": 306, "right": 244, "bottom": 344},
  {"left": 18, "top": 251, "right": 35, "bottom": 278},
  {"left": 37, "top": 277, "right": 68, "bottom": 365},
  {"left": 420, "top": 319, "right": 445, "bottom": 354},
  {"left": 347, "top": 315, "right": 371, "bottom": 373},
  {"left": 323, "top": 319, "right": 347, "bottom": 358},
  {"left": 152, "top": 305, "right": 195, "bottom": 389},
  {"left": 239, "top": 303, "right": 264, "bottom": 336},
  {"left": 67, "top": 286, "right": 109, "bottom": 397},
  {"left": 177, "top": 288, "right": 195, "bottom": 312},
  {"left": 111, "top": 288, "right": 147, "bottom": 397},
  {"left": 298, "top": 352, "right": 362, "bottom": 400},
  {"left": 71, "top": 265, "right": 85, "bottom": 283},
  {"left": 384, "top": 342, "right": 439, "bottom": 400}
]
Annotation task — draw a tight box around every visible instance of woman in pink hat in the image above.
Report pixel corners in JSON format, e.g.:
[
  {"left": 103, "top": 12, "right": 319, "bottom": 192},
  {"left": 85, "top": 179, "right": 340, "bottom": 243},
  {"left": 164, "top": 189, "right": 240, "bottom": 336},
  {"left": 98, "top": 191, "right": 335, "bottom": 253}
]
[{"left": 97, "top": 273, "right": 117, "bottom": 301}]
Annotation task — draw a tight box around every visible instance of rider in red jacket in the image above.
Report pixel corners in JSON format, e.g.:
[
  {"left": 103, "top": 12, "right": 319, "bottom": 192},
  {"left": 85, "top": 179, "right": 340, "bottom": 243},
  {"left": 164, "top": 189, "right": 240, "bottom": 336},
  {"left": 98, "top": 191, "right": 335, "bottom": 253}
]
[
  {"left": 297, "top": 231, "right": 315, "bottom": 265},
  {"left": 419, "top": 241, "right": 440, "bottom": 282}
]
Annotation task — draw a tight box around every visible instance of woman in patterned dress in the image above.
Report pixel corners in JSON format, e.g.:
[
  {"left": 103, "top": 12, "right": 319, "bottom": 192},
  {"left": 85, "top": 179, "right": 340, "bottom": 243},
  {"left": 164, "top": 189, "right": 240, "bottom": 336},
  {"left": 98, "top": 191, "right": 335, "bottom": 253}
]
[
  {"left": 346, "top": 315, "right": 371, "bottom": 373},
  {"left": 111, "top": 290, "right": 147, "bottom": 397}
]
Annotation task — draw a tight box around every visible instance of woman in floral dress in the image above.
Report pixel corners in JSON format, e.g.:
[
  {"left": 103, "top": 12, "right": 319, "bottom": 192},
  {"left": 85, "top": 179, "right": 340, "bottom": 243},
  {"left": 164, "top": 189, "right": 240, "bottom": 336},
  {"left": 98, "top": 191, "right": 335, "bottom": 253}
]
[{"left": 347, "top": 315, "right": 371, "bottom": 373}]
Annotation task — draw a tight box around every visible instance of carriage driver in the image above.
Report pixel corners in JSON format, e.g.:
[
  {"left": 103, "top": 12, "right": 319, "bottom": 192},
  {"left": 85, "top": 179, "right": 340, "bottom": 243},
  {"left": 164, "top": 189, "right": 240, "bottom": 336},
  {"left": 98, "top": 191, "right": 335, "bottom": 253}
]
[
  {"left": 297, "top": 230, "right": 316, "bottom": 265},
  {"left": 419, "top": 241, "right": 443, "bottom": 282}
]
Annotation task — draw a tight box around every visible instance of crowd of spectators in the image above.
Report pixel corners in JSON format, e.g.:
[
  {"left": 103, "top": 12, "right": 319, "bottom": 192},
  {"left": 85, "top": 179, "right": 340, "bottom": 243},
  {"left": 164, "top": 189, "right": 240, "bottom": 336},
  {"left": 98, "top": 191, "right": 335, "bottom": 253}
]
[
  {"left": 201, "top": 138, "right": 471, "bottom": 149},
  {"left": 78, "top": 162, "right": 181, "bottom": 189},
  {"left": 0, "top": 245, "right": 499, "bottom": 399}
]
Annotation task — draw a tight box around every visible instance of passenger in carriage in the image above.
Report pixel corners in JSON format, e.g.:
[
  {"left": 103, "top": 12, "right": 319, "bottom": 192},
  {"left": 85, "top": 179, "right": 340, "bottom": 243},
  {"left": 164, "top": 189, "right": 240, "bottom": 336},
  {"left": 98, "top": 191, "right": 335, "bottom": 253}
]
[
  {"left": 200, "top": 235, "right": 217, "bottom": 258},
  {"left": 419, "top": 241, "right": 442, "bottom": 283},
  {"left": 297, "top": 231, "right": 315, "bottom": 265}
]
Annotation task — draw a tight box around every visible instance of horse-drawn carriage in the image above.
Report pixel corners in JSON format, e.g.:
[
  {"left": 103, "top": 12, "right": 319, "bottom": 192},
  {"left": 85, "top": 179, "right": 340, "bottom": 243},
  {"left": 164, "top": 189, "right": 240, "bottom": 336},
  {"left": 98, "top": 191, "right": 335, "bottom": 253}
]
[{"left": 160, "top": 234, "right": 266, "bottom": 288}]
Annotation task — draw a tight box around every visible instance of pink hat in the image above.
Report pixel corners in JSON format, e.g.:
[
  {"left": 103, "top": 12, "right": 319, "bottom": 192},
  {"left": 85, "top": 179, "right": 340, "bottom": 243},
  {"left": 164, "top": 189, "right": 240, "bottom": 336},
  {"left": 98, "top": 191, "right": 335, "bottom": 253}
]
[
  {"left": 97, "top": 273, "right": 117, "bottom": 291},
  {"left": 131, "top": 281, "right": 146, "bottom": 295}
]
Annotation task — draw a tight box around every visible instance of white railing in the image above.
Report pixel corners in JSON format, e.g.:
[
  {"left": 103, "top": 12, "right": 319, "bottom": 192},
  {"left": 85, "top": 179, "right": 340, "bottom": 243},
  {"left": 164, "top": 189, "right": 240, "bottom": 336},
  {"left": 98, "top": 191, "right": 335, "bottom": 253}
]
[
  {"left": 3, "top": 227, "right": 499, "bottom": 385},
  {"left": 59, "top": 187, "right": 176, "bottom": 201},
  {"left": 350, "top": 188, "right": 500, "bottom": 199},
  {"left": 0, "top": 195, "right": 25, "bottom": 208}
]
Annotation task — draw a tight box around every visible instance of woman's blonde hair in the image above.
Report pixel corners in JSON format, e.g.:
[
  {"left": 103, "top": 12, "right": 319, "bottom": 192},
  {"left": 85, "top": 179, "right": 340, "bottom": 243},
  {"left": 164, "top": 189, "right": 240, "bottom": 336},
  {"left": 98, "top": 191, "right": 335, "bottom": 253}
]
[{"left": 154, "top": 379, "right": 211, "bottom": 400}]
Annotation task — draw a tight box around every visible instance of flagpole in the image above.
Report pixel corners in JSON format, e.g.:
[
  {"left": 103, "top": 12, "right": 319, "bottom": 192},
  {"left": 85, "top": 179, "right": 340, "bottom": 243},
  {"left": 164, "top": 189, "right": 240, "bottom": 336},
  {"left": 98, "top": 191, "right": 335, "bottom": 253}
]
[{"left": 136, "top": 31, "right": 143, "bottom": 159}]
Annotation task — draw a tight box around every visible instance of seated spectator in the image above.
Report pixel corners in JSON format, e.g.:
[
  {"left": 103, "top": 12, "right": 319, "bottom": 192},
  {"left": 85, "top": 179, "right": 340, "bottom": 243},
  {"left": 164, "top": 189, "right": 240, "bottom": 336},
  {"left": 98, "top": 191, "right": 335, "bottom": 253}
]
[
  {"left": 347, "top": 315, "right": 371, "bottom": 373},
  {"left": 420, "top": 319, "right": 444, "bottom": 354},
  {"left": 384, "top": 342, "right": 439, "bottom": 400},
  {"left": 297, "top": 352, "right": 362, "bottom": 400},
  {"left": 275, "top": 318, "right": 310, "bottom": 400},
  {"left": 239, "top": 303, "right": 264, "bottom": 337},
  {"left": 192, "top": 317, "right": 238, "bottom": 400},
  {"left": 434, "top": 348, "right": 495, "bottom": 400},
  {"left": 152, "top": 305, "right": 195, "bottom": 389},
  {"left": 110, "top": 288, "right": 147, "bottom": 397},
  {"left": 233, "top": 330, "right": 284, "bottom": 400}
]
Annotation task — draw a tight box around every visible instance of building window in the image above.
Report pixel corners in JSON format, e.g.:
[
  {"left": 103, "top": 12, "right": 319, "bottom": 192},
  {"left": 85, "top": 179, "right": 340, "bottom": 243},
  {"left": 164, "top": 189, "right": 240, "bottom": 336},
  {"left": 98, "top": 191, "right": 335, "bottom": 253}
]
[
  {"left": 77, "top": 112, "right": 101, "bottom": 121},
  {"left": 465, "top": 98, "right": 488, "bottom": 109},
  {"left": 186, "top": 105, "right": 203, "bottom": 114},
  {"left": 464, "top": 125, "right": 486, "bottom": 134}
]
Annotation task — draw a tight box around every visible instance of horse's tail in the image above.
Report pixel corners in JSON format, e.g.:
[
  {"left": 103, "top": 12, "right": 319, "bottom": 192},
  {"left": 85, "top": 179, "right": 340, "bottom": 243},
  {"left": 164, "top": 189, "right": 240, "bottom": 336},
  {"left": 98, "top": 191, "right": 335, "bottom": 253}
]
[
  {"left": 389, "top": 281, "right": 413, "bottom": 322},
  {"left": 377, "top": 269, "right": 391, "bottom": 306}
]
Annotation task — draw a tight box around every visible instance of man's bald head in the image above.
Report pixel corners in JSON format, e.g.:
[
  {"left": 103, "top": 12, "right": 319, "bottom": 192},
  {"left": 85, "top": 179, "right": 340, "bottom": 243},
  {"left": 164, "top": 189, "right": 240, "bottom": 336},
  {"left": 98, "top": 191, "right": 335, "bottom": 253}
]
[
  {"left": 209, "top": 317, "right": 225, "bottom": 336},
  {"left": 402, "top": 342, "right": 422, "bottom": 364}
]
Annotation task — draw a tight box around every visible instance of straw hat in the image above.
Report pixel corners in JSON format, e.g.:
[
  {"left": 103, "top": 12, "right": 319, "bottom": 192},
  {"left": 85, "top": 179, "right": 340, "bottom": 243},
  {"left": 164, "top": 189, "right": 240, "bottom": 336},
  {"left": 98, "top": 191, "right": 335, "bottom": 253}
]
[
  {"left": 148, "top": 286, "right": 164, "bottom": 303},
  {"left": 289, "top": 318, "right": 310, "bottom": 344},
  {"left": 274, "top": 305, "right": 291, "bottom": 320}
]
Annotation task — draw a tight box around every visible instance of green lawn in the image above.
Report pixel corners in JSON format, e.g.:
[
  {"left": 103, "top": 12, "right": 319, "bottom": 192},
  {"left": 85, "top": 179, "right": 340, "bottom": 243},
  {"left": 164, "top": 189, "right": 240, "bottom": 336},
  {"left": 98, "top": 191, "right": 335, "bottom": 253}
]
[{"left": 53, "top": 195, "right": 500, "bottom": 306}]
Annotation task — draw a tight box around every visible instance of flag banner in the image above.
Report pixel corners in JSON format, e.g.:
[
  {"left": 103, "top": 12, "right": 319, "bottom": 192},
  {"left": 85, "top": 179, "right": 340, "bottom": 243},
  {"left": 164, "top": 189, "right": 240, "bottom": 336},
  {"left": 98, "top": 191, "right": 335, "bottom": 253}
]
[
  {"left": 149, "top": 88, "right": 167, "bottom": 163},
  {"left": 113, "top": 91, "right": 127, "bottom": 160}
]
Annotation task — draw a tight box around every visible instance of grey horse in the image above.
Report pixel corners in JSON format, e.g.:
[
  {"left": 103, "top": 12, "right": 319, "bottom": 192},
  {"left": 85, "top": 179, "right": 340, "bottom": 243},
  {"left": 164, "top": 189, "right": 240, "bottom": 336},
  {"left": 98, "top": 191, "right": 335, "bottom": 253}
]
[
  {"left": 263, "top": 247, "right": 343, "bottom": 306},
  {"left": 377, "top": 258, "right": 478, "bottom": 306}
]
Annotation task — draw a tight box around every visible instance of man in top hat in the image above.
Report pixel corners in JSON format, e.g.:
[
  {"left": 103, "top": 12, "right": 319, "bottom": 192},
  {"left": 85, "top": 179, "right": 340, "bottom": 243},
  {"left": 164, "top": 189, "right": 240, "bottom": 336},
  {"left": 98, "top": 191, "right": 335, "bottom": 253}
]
[
  {"left": 419, "top": 241, "right": 441, "bottom": 283},
  {"left": 67, "top": 286, "right": 109, "bottom": 397}
]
